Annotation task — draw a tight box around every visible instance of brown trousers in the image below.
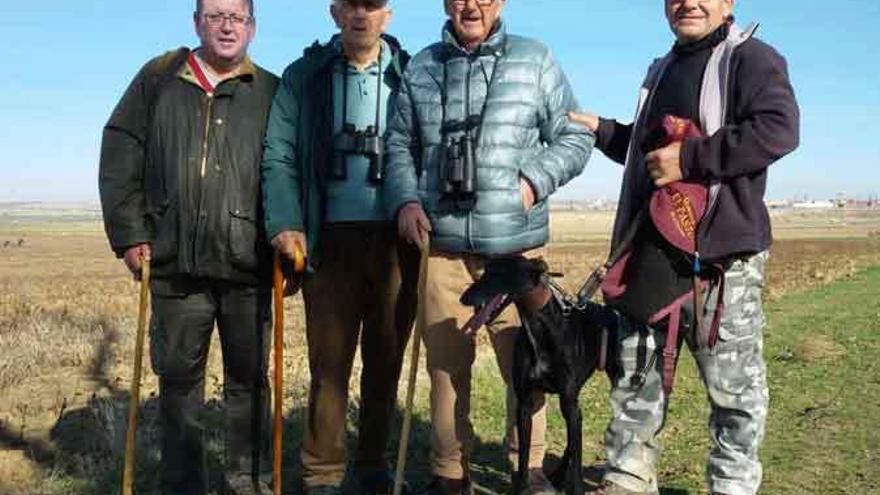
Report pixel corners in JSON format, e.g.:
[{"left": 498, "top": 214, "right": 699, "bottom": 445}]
[
  {"left": 300, "top": 223, "right": 419, "bottom": 488},
  {"left": 423, "top": 249, "right": 547, "bottom": 480}
]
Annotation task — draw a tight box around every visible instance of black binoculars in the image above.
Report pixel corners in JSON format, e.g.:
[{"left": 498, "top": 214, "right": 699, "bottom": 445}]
[
  {"left": 331, "top": 124, "right": 384, "bottom": 183},
  {"left": 439, "top": 116, "right": 480, "bottom": 209},
  {"left": 439, "top": 135, "right": 476, "bottom": 197}
]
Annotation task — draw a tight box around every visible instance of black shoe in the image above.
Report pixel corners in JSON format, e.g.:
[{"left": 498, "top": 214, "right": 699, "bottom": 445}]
[
  {"left": 306, "top": 485, "right": 344, "bottom": 495},
  {"left": 418, "top": 476, "right": 473, "bottom": 495},
  {"left": 357, "top": 469, "right": 409, "bottom": 495}
]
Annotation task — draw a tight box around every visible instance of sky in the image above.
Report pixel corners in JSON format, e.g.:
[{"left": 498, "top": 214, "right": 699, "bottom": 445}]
[{"left": 1, "top": 0, "right": 878, "bottom": 202}]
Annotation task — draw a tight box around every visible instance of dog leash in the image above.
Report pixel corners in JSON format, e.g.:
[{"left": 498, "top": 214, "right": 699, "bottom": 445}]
[
  {"left": 575, "top": 207, "right": 648, "bottom": 306},
  {"left": 569, "top": 207, "right": 648, "bottom": 372}
]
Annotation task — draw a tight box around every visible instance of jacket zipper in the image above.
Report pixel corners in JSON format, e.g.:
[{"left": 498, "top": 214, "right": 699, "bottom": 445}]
[
  {"left": 199, "top": 94, "right": 215, "bottom": 178},
  {"left": 465, "top": 58, "right": 475, "bottom": 251},
  {"left": 193, "top": 92, "right": 214, "bottom": 272}
]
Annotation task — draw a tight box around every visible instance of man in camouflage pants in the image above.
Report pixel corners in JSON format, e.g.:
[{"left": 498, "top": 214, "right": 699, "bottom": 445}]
[
  {"left": 604, "top": 253, "right": 770, "bottom": 495},
  {"left": 569, "top": 0, "right": 799, "bottom": 493}
]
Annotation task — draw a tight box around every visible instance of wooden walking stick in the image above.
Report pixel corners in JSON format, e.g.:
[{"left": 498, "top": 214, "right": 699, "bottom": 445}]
[
  {"left": 393, "top": 239, "right": 431, "bottom": 495},
  {"left": 272, "top": 245, "right": 306, "bottom": 495},
  {"left": 272, "top": 252, "right": 284, "bottom": 495},
  {"left": 122, "top": 253, "right": 150, "bottom": 495}
]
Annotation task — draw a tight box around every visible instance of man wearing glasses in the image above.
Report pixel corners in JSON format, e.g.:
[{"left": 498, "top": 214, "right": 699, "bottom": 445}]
[
  {"left": 385, "top": 1, "right": 594, "bottom": 494},
  {"left": 99, "top": 1, "right": 278, "bottom": 493},
  {"left": 261, "top": 2, "right": 417, "bottom": 495}
]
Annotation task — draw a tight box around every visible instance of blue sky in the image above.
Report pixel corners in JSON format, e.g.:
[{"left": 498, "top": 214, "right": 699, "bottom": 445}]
[{"left": 1, "top": 0, "right": 878, "bottom": 202}]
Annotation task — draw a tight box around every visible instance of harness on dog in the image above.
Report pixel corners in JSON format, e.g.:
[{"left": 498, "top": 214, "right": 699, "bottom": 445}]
[{"left": 460, "top": 268, "right": 616, "bottom": 374}]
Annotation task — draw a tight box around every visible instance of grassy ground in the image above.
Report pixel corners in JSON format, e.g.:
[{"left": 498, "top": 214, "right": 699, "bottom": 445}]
[
  {"left": 417, "top": 267, "right": 880, "bottom": 495},
  {"left": 3, "top": 264, "right": 879, "bottom": 494},
  {"left": 1, "top": 215, "right": 879, "bottom": 494}
]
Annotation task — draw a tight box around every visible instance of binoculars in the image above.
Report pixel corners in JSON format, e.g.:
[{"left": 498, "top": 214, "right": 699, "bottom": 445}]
[
  {"left": 439, "top": 118, "right": 479, "bottom": 209},
  {"left": 331, "top": 123, "right": 384, "bottom": 183},
  {"left": 439, "top": 135, "right": 476, "bottom": 196}
]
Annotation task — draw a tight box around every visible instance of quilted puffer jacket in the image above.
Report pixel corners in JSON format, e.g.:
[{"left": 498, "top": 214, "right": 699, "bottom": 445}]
[{"left": 385, "top": 21, "right": 594, "bottom": 255}]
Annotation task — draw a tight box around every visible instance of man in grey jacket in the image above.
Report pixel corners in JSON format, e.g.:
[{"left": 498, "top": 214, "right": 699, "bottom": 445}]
[{"left": 385, "top": 1, "right": 594, "bottom": 493}]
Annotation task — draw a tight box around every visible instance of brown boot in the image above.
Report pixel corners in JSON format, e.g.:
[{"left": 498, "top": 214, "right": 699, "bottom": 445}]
[
  {"left": 520, "top": 468, "right": 556, "bottom": 495},
  {"left": 417, "top": 476, "right": 473, "bottom": 495}
]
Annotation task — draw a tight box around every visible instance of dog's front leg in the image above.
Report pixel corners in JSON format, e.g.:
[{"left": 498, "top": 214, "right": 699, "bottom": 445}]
[
  {"left": 559, "top": 390, "right": 584, "bottom": 495},
  {"left": 512, "top": 339, "right": 534, "bottom": 495},
  {"left": 514, "top": 392, "right": 533, "bottom": 495}
]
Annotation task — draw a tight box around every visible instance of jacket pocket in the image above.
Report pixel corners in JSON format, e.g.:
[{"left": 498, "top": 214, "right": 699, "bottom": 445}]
[
  {"left": 228, "top": 208, "right": 259, "bottom": 270},
  {"left": 149, "top": 202, "right": 178, "bottom": 265}
]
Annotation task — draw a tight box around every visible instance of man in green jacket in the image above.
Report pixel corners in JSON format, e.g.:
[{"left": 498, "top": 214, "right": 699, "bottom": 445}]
[
  {"left": 260, "top": 1, "right": 417, "bottom": 494},
  {"left": 99, "top": 1, "right": 278, "bottom": 493}
]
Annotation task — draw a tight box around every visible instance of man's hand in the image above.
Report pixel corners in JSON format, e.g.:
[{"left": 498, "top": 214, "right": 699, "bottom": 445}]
[
  {"left": 397, "top": 202, "right": 432, "bottom": 249},
  {"left": 567, "top": 111, "right": 600, "bottom": 133},
  {"left": 645, "top": 141, "right": 684, "bottom": 187},
  {"left": 123, "top": 244, "right": 152, "bottom": 281},
  {"left": 272, "top": 230, "right": 308, "bottom": 262},
  {"left": 519, "top": 177, "right": 536, "bottom": 212},
  {"left": 272, "top": 231, "right": 307, "bottom": 296}
]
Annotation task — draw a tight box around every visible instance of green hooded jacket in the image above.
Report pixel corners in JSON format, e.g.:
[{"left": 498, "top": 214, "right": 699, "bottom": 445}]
[{"left": 260, "top": 35, "right": 410, "bottom": 271}]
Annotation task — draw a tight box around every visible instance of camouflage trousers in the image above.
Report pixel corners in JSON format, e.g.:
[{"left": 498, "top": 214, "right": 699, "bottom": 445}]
[{"left": 604, "top": 252, "right": 769, "bottom": 495}]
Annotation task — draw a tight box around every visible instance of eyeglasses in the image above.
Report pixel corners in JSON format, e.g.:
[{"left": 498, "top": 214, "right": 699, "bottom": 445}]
[
  {"left": 202, "top": 12, "right": 253, "bottom": 28},
  {"left": 448, "top": 0, "right": 495, "bottom": 7}
]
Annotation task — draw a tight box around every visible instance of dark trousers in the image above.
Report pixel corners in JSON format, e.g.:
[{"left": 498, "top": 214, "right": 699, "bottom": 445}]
[
  {"left": 300, "top": 223, "right": 419, "bottom": 488},
  {"left": 149, "top": 278, "right": 272, "bottom": 495}
]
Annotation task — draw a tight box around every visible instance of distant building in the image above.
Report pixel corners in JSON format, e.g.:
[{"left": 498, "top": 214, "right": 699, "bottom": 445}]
[
  {"left": 765, "top": 199, "right": 792, "bottom": 210},
  {"left": 792, "top": 200, "right": 835, "bottom": 209}
]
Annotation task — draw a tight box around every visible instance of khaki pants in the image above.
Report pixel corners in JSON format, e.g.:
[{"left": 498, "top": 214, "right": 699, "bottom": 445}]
[
  {"left": 423, "top": 249, "right": 547, "bottom": 480},
  {"left": 300, "top": 224, "right": 419, "bottom": 488}
]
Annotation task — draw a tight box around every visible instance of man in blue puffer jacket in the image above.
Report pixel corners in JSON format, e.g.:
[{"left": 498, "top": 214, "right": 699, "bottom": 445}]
[{"left": 384, "top": 1, "right": 594, "bottom": 494}]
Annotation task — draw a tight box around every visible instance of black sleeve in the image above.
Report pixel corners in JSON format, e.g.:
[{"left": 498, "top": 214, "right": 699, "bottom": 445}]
[
  {"left": 98, "top": 63, "right": 153, "bottom": 257},
  {"left": 596, "top": 117, "right": 633, "bottom": 165},
  {"left": 681, "top": 40, "right": 800, "bottom": 181}
]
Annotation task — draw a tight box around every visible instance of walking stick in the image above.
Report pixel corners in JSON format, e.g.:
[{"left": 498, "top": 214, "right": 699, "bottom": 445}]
[
  {"left": 122, "top": 253, "right": 150, "bottom": 495},
  {"left": 393, "top": 239, "right": 431, "bottom": 495},
  {"left": 272, "top": 245, "right": 306, "bottom": 495},
  {"left": 272, "top": 252, "right": 284, "bottom": 495}
]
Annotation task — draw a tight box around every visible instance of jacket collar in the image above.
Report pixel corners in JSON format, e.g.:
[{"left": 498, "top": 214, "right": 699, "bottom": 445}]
[
  {"left": 178, "top": 50, "right": 257, "bottom": 93},
  {"left": 307, "top": 33, "right": 408, "bottom": 80},
  {"left": 442, "top": 19, "right": 507, "bottom": 57}
]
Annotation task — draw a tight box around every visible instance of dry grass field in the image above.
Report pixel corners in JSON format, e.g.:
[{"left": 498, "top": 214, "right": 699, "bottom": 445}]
[{"left": 0, "top": 208, "right": 878, "bottom": 494}]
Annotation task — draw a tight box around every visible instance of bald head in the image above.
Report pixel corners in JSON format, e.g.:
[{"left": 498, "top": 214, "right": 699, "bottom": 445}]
[{"left": 331, "top": 0, "right": 389, "bottom": 8}]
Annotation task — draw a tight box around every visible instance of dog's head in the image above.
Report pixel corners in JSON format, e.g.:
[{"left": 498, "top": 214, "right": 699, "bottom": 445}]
[{"left": 460, "top": 256, "right": 549, "bottom": 308}]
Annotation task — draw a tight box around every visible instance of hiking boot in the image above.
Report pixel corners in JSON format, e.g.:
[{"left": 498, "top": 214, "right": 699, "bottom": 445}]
[
  {"left": 588, "top": 481, "right": 653, "bottom": 495},
  {"left": 417, "top": 476, "right": 473, "bottom": 495},
  {"left": 223, "top": 474, "right": 272, "bottom": 495},
  {"left": 358, "top": 469, "right": 410, "bottom": 495},
  {"left": 522, "top": 468, "right": 557, "bottom": 495}
]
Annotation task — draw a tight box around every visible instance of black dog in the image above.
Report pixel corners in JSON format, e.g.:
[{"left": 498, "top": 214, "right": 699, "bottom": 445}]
[{"left": 461, "top": 256, "right": 618, "bottom": 495}]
